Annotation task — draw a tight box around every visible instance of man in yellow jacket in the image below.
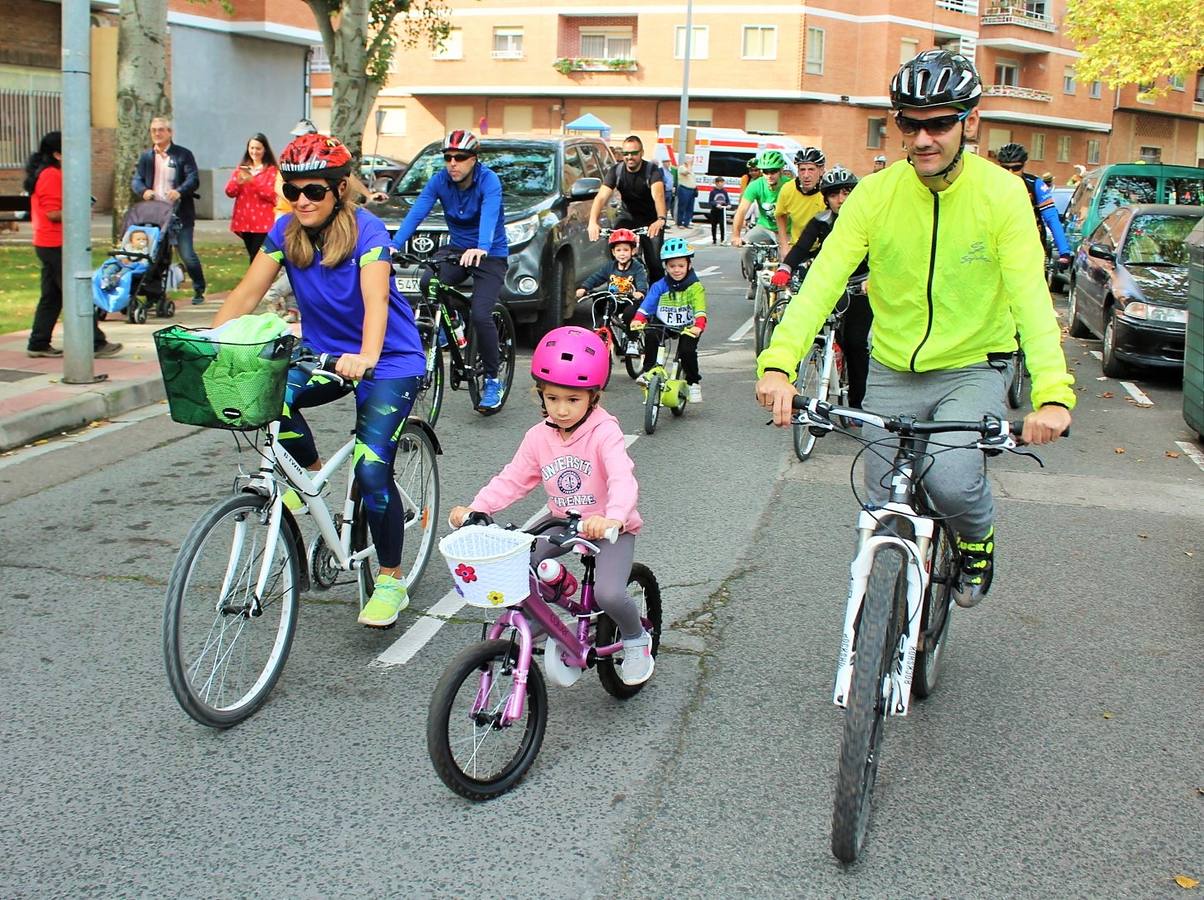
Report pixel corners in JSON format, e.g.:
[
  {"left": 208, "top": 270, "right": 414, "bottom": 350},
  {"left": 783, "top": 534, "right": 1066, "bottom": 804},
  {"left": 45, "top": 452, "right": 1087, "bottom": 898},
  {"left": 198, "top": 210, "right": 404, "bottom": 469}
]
[{"left": 756, "top": 50, "right": 1074, "bottom": 608}]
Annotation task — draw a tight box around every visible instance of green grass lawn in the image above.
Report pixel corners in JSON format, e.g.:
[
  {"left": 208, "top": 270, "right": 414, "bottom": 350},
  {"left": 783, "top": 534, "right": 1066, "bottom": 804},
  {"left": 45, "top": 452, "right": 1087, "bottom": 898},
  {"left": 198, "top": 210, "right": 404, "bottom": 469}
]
[{"left": 0, "top": 242, "right": 252, "bottom": 334}]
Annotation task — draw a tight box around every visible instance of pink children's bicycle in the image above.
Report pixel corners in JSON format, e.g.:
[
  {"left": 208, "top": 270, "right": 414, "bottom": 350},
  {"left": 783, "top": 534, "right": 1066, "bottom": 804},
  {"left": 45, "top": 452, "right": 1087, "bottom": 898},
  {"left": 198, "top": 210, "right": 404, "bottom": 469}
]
[{"left": 427, "top": 512, "right": 662, "bottom": 800}]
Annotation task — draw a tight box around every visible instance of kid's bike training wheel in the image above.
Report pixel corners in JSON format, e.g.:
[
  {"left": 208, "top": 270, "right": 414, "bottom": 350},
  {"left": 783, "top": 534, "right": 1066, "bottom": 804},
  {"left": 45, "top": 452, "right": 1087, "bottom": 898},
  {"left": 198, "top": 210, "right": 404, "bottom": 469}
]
[
  {"left": 352, "top": 425, "right": 440, "bottom": 606},
  {"left": 163, "top": 493, "right": 300, "bottom": 728},
  {"left": 623, "top": 330, "right": 645, "bottom": 381},
  {"left": 1007, "top": 350, "right": 1026, "bottom": 411},
  {"left": 912, "top": 525, "right": 955, "bottom": 700},
  {"left": 596, "top": 563, "right": 663, "bottom": 699},
  {"left": 415, "top": 344, "right": 445, "bottom": 426},
  {"left": 643, "top": 374, "right": 663, "bottom": 435},
  {"left": 793, "top": 346, "right": 824, "bottom": 461},
  {"left": 427, "top": 639, "right": 548, "bottom": 801},
  {"left": 831, "top": 545, "right": 906, "bottom": 864},
  {"left": 467, "top": 303, "right": 517, "bottom": 416}
]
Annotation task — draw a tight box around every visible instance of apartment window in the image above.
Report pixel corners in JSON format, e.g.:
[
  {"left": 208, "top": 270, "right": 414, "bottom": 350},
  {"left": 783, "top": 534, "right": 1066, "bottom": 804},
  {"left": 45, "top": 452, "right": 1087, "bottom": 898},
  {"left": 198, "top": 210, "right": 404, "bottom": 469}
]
[
  {"left": 445, "top": 104, "right": 474, "bottom": 131},
  {"left": 1031, "top": 133, "right": 1045, "bottom": 161},
  {"left": 1089, "top": 80, "right": 1102, "bottom": 99},
  {"left": 1139, "top": 145, "right": 1161, "bottom": 163},
  {"left": 867, "top": 117, "right": 886, "bottom": 149},
  {"left": 1063, "top": 66, "right": 1076, "bottom": 95},
  {"left": 1195, "top": 70, "right": 1204, "bottom": 104},
  {"left": 1026, "top": 0, "right": 1047, "bottom": 15},
  {"left": 1136, "top": 81, "right": 1155, "bottom": 103},
  {"left": 433, "top": 28, "right": 463, "bottom": 60},
  {"left": 1169, "top": 73, "right": 1185, "bottom": 92},
  {"left": 309, "top": 44, "right": 330, "bottom": 74},
  {"left": 687, "top": 106, "right": 713, "bottom": 127},
  {"left": 1086, "top": 139, "right": 1100, "bottom": 165},
  {"left": 580, "top": 28, "right": 633, "bottom": 59},
  {"left": 1057, "top": 135, "right": 1071, "bottom": 162},
  {"left": 900, "top": 37, "right": 919, "bottom": 64},
  {"left": 994, "top": 60, "right": 1019, "bottom": 87},
  {"left": 805, "top": 27, "right": 825, "bottom": 75},
  {"left": 987, "top": 128, "right": 1011, "bottom": 153},
  {"left": 745, "top": 109, "right": 780, "bottom": 132},
  {"left": 742, "top": 26, "right": 778, "bottom": 60},
  {"left": 674, "top": 26, "right": 708, "bottom": 60},
  {"left": 492, "top": 27, "right": 524, "bottom": 59},
  {"left": 378, "top": 107, "right": 407, "bottom": 136},
  {"left": 502, "top": 105, "right": 533, "bottom": 133},
  {"left": 581, "top": 106, "right": 632, "bottom": 134}
]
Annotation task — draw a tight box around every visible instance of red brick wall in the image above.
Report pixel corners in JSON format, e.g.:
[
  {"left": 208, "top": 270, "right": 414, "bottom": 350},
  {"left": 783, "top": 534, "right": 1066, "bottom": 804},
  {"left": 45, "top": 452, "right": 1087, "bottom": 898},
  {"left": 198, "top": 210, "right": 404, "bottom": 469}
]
[
  {"left": 556, "top": 15, "right": 638, "bottom": 57},
  {"left": 0, "top": 0, "right": 59, "bottom": 69}
]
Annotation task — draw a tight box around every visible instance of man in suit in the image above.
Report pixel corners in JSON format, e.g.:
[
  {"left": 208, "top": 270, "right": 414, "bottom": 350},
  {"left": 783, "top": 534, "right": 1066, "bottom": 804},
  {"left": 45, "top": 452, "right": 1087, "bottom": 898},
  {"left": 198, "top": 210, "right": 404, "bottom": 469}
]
[{"left": 132, "top": 117, "right": 206, "bottom": 304}]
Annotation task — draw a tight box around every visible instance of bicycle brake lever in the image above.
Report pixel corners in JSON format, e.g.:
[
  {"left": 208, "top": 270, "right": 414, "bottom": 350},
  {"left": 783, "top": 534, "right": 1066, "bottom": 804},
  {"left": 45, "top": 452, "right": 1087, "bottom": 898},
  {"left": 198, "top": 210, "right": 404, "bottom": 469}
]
[{"left": 1010, "top": 447, "right": 1046, "bottom": 467}]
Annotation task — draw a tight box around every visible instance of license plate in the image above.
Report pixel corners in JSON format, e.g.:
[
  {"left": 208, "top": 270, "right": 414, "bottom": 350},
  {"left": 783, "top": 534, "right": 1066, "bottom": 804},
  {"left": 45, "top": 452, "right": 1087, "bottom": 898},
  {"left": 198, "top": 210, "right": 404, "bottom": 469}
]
[{"left": 395, "top": 276, "right": 420, "bottom": 294}]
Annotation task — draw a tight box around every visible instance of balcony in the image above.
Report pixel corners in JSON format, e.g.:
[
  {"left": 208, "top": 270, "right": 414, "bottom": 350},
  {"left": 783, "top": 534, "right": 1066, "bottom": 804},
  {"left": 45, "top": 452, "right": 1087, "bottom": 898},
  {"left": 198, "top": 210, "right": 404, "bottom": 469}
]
[
  {"left": 981, "top": 5, "right": 1056, "bottom": 31},
  {"left": 984, "top": 84, "right": 1052, "bottom": 102},
  {"left": 552, "top": 57, "right": 638, "bottom": 74}
]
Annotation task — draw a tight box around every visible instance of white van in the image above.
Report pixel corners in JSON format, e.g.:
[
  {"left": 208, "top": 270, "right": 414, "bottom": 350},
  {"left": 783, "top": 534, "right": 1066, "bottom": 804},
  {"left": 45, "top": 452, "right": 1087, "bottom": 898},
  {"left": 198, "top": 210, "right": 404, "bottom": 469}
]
[{"left": 653, "top": 125, "right": 805, "bottom": 212}]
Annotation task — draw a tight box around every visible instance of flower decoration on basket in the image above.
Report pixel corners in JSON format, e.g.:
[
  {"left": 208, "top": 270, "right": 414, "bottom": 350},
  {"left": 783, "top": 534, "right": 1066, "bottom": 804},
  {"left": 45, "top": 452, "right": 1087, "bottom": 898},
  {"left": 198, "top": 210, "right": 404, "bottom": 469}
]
[
  {"left": 487, "top": 591, "right": 504, "bottom": 606},
  {"left": 454, "top": 563, "right": 477, "bottom": 583}
]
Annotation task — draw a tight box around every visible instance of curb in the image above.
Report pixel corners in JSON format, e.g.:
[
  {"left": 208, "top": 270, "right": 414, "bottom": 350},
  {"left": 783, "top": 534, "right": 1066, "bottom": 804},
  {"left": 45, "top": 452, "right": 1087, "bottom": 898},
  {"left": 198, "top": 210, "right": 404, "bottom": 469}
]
[{"left": 0, "top": 374, "right": 165, "bottom": 452}]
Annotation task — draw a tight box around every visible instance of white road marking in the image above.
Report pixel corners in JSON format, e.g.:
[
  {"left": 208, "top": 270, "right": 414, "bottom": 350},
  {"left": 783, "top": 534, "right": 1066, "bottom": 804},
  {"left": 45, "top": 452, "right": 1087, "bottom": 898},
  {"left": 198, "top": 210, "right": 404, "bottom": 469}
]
[
  {"left": 1175, "top": 441, "right": 1204, "bottom": 473},
  {"left": 695, "top": 265, "right": 721, "bottom": 278},
  {"left": 0, "top": 403, "right": 167, "bottom": 471},
  {"left": 1119, "top": 381, "right": 1154, "bottom": 407},
  {"left": 1089, "top": 350, "right": 1102, "bottom": 361},
  {"left": 729, "top": 316, "right": 756, "bottom": 342},
  {"left": 374, "top": 434, "right": 642, "bottom": 667}
]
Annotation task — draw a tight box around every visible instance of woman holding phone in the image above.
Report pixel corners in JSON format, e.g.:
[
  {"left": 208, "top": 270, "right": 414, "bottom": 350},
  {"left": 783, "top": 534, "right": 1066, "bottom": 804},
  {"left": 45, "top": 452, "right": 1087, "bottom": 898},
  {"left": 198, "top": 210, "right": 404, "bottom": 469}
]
[{"left": 224, "top": 133, "right": 279, "bottom": 260}]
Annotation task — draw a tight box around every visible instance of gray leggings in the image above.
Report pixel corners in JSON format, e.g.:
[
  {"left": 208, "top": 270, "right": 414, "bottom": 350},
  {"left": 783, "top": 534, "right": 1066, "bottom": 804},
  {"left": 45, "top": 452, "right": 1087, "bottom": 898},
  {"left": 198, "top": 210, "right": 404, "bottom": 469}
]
[
  {"left": 529, "top": 521, "right": 643, "bottom": 640},
  {"left": 860, "top": 358, "right": 1011, "bottom": 541}
]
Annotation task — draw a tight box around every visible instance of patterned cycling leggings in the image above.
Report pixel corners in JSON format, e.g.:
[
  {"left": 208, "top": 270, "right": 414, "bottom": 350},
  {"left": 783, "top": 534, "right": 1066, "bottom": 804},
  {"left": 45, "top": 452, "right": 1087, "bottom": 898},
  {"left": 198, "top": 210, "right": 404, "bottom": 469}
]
[{"left": 279, "top": 369, "right": 419, "bottom": 569}]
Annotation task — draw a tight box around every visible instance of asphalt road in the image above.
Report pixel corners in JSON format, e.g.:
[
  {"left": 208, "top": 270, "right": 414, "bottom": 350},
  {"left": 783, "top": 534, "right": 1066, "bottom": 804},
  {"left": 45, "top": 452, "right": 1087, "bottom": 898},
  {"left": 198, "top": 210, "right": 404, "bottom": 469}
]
[{"left": 2, "top": 239, "right": 1200, "bottom": 898}]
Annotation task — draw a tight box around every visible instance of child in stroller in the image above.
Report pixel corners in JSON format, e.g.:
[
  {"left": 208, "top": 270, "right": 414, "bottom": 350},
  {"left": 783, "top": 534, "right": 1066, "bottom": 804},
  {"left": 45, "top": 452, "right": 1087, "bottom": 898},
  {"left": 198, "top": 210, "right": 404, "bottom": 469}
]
[{"left": 92, "top": 199, "right": 181, "bottom": 323}]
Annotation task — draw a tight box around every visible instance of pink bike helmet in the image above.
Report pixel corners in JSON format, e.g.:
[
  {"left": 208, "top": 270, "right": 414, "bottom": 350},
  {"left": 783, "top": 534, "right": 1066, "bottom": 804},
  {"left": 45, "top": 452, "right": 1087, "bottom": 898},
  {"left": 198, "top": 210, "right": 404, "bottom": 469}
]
[{"left": 531, "top": 326, "right": 611, "bottom": 390}]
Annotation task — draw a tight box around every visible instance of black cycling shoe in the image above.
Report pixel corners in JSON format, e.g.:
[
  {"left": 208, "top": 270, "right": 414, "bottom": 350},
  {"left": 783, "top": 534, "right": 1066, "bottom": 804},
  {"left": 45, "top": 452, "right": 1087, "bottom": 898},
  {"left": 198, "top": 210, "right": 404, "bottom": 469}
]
[{"left": 952, "top": 526, "right": 995, "bottom": 608}]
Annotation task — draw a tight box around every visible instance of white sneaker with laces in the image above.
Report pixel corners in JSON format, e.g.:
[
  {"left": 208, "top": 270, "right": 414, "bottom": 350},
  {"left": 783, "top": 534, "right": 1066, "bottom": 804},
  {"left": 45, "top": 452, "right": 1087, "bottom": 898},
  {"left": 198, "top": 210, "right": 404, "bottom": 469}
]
[
  {"left": 688, "top": 383, "right": 702, "bottom": 404},
  {"left": 619, "top": 631, "right": 655, "bottom": 686}
]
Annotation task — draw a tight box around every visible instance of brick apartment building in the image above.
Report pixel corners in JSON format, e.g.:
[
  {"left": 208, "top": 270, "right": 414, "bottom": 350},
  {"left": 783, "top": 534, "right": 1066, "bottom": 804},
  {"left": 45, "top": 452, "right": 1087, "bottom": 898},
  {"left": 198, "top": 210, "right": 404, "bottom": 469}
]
[
  {"left": 313, "top": 0, "right": 1204, "bottom": 183},
  {"left": 1, "top": 0, "right": 316, "bottom": 213}
]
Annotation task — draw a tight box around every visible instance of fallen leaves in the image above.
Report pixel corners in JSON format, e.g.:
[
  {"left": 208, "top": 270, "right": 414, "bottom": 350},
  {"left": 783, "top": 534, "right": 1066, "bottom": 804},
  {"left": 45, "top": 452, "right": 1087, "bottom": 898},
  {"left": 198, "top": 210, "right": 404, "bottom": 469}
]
[
  {"left": 1115, "top": 447, "right": 1126, "bottom": 454},
  {"left": 1167, "top": 451, "right": 1181, "bottom": 459},
  {"left": 1102, "top": 711, "right": 1115, "bottom": 719},
  {"left": 1174, "top": 874, "right": 1199, "bottom": 889},
  {"left": 1137, "top": 533, "right": 1149, "bottom": 539},
  {"left": 1100, "top": 391, "right": 1115, "bottom": 398}
]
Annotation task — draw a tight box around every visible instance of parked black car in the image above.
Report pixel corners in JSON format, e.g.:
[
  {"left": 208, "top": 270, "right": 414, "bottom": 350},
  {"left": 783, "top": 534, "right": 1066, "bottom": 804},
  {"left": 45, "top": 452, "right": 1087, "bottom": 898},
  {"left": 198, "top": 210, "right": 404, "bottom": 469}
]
[
  {"left": 1066, "top": 203, "right": 1204, "bottom": 377},
  {"left": 370, "top": 135, "right": 620, "bottom": 337}
]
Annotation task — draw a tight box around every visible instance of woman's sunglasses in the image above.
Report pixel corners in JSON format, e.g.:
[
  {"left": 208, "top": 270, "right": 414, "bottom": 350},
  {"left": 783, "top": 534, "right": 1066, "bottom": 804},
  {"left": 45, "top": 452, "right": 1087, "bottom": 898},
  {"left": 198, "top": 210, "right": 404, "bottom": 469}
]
[
  {"left": 443, "top": 152, "right": 474, "bottom": 162},
  {"left": 282, "top": 182, "right": 335, "bottom": 202},
  {"left": 894, "top": 110, "right": 969, "bottom": 136}
]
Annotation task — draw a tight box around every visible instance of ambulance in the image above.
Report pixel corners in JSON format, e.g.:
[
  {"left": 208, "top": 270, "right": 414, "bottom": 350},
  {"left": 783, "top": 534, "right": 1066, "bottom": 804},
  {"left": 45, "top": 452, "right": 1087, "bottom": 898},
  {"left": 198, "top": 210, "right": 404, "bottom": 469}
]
[{"left": 653, "top": 125, "right": 806, "bottom": 214}]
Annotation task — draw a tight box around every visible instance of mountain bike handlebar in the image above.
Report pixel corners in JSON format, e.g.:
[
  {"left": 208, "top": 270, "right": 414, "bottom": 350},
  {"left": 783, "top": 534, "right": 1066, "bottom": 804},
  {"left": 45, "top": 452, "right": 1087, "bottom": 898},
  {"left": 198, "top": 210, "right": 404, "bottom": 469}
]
[{"left": 293, "top": 350, "right": 375, "bottom": 384}]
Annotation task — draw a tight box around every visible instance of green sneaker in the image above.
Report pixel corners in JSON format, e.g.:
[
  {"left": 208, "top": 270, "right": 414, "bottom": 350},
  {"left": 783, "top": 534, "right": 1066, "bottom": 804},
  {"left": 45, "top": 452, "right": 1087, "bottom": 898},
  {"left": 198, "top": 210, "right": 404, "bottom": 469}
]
[
  {"left": 358, "top": 573, "right": 409, "bottom": 627},
  {"left": 953, "top": 526, "right": 995, "bottom": 609}
]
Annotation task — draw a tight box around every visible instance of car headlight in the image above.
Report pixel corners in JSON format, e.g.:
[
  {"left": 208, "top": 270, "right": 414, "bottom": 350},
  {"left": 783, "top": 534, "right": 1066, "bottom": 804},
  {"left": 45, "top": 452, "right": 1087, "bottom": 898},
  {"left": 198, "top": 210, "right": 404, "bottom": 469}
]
[
  {"left": 1123, "top": 301, "right": 1187, "bottom": 324},
  {"left": 505, "top": 214, "right": 540, "bottom": 248}
]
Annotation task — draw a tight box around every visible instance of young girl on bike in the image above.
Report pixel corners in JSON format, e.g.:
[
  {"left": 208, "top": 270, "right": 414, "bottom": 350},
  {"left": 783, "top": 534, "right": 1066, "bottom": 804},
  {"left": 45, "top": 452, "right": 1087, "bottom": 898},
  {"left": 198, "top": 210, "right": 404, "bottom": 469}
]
[
  {"left": 770, "top": 166, "right": 872, "bottom": 411},
  {"left": 211, "top": 133, "right": 426, "bottom": 629},
  {"left": 448, "top": 327, "right": 654, "bottom": 686},
  {"left": 629, "top": 237, "right": 708, "bottom": 403},
  {"left": 574, "top": 228, "right": 649, "bottom": 301}
]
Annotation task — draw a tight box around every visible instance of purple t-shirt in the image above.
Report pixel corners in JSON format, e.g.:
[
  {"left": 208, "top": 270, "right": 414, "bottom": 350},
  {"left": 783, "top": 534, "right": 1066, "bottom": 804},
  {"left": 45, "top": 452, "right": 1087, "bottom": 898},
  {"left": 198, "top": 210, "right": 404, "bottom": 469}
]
[{"left": 264, "top": 208, "right": 424, "bottom": 378}]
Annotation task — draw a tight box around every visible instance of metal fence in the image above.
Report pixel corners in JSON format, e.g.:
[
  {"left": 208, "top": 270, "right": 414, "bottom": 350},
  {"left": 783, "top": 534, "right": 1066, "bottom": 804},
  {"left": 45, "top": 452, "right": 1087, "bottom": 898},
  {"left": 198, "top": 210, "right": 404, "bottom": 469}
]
[{"left": 0, "top": 90, "right": 62, "bottom": 169}]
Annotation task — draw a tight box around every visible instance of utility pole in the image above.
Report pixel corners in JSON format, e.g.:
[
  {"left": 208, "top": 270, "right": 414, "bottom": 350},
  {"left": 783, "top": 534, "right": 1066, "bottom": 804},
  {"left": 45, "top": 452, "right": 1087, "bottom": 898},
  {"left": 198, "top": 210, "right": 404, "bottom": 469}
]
[
  {"left": 62, "top": 0, "right": 101, "bottom": 384},
  {"left": 675, "top": 0, "right": 695, "bottom": 190}
]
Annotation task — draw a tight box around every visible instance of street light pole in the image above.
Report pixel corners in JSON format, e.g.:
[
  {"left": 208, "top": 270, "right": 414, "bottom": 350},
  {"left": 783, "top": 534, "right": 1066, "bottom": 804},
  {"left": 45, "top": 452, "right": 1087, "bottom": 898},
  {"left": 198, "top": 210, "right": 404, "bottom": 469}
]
[{"left": 675, "top": 0, "right": 694, "bottom": 215}]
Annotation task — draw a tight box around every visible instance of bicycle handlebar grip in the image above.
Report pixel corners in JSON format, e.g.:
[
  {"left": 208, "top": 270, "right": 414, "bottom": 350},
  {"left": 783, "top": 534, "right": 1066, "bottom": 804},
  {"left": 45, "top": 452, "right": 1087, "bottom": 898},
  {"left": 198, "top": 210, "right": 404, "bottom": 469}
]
[
  {"left": 316, "top": 353, "right": 374, "bottom": 381},
  {"left": 602, "top": 525, "right": 620, "bottom": 544}
]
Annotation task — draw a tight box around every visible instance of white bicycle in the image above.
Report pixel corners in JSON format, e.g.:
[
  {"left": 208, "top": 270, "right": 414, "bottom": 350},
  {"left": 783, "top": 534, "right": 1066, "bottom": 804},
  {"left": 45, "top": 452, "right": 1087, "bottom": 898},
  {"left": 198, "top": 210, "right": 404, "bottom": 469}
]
[{"left": 161, "top": 349, "right": 441, "bottom": 728}]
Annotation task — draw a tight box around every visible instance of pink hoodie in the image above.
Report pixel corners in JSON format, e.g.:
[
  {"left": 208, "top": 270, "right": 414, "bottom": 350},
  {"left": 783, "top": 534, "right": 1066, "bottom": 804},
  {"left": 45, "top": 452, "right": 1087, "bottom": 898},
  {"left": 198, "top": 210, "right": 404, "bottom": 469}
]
[{"left": 470, "top": 408, "right": 642, "bottom": 534}]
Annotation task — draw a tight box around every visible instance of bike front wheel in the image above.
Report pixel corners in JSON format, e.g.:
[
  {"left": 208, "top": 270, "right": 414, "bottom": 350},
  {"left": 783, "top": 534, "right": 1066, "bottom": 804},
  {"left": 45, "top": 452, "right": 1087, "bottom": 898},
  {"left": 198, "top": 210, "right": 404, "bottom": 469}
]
[
  {"left": 793, "top": 346, "right": 823, "bottom": 461},
  {"left": 467, "top": 303, "right": 517, "bottom": 416},
  {"left": 753, "top": 283, "right": 771, "bottom": 355},
  {"left": 643, "top": 374, "right": 662, "bottom": 435},
  {"left": 596, "top": 563, "right": 663, "bottom": 699},
  {"left": 427, "top": 639, "right": 548, "bottom": 801},
  {"left": 415, "top": 344, "right": 445, "bottom": 426},
  {"left": 163, "top": 493, "right": 300, "bottom": 728},
  {"left": 623, "top": 329, "right": 645, "bottom": 380},
  {"left": 831, "top": 546, "right": 905, "bottom": 863},
  {"left": 912, "top": 526, "right": 955, "bottom": 700}
]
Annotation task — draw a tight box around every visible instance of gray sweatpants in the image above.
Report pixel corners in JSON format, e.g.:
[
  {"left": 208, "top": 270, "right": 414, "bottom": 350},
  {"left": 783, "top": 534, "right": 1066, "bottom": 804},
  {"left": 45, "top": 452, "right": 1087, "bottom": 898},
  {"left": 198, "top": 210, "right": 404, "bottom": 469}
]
[
  {"left": 860, "top": 358, "right": 1011, "bottom": 541},
  {"left": 529, "top": 521, "right": 643, "bottom": 640}
]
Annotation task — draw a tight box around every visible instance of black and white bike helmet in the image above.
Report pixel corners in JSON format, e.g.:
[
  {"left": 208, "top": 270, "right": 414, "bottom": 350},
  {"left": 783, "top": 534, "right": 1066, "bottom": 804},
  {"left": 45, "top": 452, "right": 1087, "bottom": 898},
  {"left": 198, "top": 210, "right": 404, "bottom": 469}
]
[
  {"left": 819, "top": 166, "right": 858, "bottom": 195},
  {"left": 794, "top": 147, "right": 826, "bottom": 167},
  {"left": 996, "top": 143, "right": 1028, "bottom": 165},
  {"left": 890, "top": 50, "right": 982, "bottom": 111}
]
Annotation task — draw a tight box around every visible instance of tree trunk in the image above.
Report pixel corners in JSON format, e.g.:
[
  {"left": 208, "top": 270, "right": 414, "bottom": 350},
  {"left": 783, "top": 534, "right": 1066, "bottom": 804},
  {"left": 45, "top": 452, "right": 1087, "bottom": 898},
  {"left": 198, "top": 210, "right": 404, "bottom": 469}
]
[{"left": 114, "top": 0, "right": 170, "bottom": 242}]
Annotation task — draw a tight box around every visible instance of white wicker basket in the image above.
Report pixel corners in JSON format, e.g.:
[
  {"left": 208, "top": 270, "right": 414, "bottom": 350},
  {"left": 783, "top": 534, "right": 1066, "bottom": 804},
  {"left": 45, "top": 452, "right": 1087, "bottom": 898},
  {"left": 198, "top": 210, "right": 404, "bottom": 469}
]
[{"left": 438, "top": 525, "right": 534, "bottom": 608}]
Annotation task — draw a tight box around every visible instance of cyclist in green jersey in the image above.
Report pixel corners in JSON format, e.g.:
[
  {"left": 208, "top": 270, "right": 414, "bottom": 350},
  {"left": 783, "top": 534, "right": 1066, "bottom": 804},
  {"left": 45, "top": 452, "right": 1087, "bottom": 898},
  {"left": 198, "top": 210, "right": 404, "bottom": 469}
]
[
  {"left": 755, "top": 50, "right": 1074, "bottom": 608},
  {"left": 732, "top": 150, "right": 788, "bottom": 299}
]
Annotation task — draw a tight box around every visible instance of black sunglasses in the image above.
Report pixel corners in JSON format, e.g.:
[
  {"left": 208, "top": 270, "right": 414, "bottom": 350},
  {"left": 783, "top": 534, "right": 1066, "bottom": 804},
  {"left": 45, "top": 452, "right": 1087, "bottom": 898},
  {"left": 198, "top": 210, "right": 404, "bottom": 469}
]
[
  {"left": 443, "top": 152, "right": 474, "bottom": 162},
  {"left": 282, "top": 182, "right": 335, "bottom": 202},
  {"left": 1002, "top": 164, "right": 1024, "bottom": 172},
  {"left": 894, "top": 111, "right": 968, "bottom": 136}
]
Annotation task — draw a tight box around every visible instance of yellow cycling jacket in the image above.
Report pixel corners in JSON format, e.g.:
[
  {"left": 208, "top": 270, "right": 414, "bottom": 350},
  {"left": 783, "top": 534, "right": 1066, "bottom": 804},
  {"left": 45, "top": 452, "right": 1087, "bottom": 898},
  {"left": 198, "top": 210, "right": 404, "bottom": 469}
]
[{"left": 758, "top": 154, "right": 1076, "bottom": 410}]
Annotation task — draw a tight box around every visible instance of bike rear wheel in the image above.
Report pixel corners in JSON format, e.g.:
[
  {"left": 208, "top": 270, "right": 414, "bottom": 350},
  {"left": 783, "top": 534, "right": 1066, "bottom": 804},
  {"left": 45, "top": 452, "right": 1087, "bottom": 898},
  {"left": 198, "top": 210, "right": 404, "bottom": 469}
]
[
  {"left": 353, "top": 425, "right": 440, "bottom": 604},
  {"left": 427, "top": 639, "right": 548, "bottom": 801},
  {"left": 163, "top": 493, "right": 300, "bottom": 728},
  {"left": 793, "top": 346, "right": 823, "bottom": 461},
  {"left": 596, "top": 563, "right": 663, "bottom": 699},
  {"left": 912, "top": 526, "right": 955, "bottom": 700},
  {"left": 831, "top": 545, "right": 905, "bottom": 863},
  {"left": 643, "top": 374, "right": 662, "bottom": 435},
  {"left": 467, "top": 303, "right": 517, "bottom": 416}
]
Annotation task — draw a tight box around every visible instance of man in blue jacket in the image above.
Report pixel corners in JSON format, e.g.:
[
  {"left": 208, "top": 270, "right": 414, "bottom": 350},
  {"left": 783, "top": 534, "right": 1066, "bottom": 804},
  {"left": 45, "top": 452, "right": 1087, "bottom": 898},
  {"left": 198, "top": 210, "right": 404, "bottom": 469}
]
[
  {"left": 390, "top": 130, "right": 509, "bottom": 410},
  {"left": 132, "top": 117, "right": 206, "bottom": 304}
]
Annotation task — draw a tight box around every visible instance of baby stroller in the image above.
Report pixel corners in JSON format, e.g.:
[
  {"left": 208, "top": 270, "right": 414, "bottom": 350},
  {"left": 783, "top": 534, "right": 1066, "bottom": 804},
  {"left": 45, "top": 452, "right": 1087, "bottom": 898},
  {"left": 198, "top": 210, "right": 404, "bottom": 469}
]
[{"left": 93, "top": 200, "right": 182, "bottom": 323}]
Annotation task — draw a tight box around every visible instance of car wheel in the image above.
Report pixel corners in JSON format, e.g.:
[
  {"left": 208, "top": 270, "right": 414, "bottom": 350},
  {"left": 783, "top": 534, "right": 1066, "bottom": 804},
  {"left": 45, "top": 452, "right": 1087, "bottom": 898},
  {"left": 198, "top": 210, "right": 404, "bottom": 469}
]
[
  {"left": 1066, "top": 280, "right": 1092, "bottom": 338},
  {"left": 537, "top": 254, "right": 570, "bottom": 339},
  {"left": 1100, "top": 307, "right": 1127, "bottom": 378}
]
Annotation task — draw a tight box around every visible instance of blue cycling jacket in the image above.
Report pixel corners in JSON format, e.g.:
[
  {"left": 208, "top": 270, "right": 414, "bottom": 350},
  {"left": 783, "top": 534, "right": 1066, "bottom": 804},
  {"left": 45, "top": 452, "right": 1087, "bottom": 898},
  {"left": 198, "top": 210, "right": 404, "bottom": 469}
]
[{"left": 1022, "top": 172, "right": 1071, "bottom": 257}]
